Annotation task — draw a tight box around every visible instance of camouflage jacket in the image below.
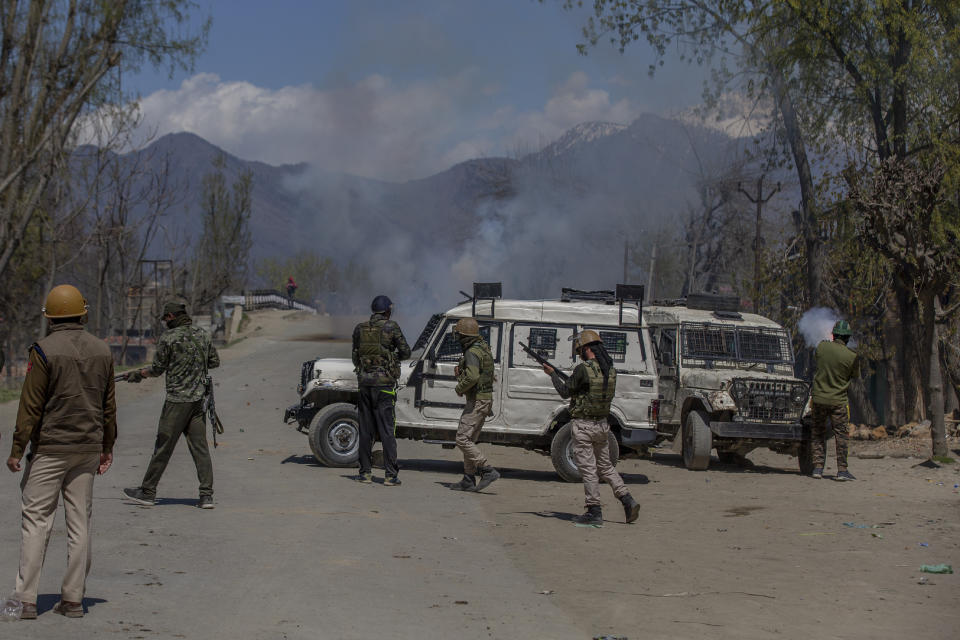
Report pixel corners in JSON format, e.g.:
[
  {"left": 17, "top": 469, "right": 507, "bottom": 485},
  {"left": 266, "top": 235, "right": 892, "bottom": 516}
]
[
  {"left": 352, "top": 312, "right": 411, "bottom": 386},
  {"left": 150, "top": 316, "right": 220, "bottom": 403}
]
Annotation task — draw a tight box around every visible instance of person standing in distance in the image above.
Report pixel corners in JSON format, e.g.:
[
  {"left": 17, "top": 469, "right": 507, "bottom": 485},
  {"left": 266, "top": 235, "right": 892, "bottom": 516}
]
[
  {"left": 541, "top": 330, "right": 640, "bottom": 526},
  {"left": 449, "top": 317, "right": 499, "bottom": 492},
  {"left": 7, "top": 285, "right": 116, "bottom": 619},
  {"left": 810, "top": 320, "right": 860, "bottom": 481},
  {"left": 352, "top": 295, "right": 410, "bottom": 486},
  {"left": 122, "top": 300, "right": 220, "bottom": 508}
]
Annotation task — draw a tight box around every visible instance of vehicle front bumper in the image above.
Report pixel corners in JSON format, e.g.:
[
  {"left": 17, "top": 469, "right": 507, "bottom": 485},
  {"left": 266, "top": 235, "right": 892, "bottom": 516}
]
[
  {"left": 284, "top": 402, "right": 315, "bottom": 425},
  {"left": 709, "top": 421, "right": 809, "bottom": 440}
]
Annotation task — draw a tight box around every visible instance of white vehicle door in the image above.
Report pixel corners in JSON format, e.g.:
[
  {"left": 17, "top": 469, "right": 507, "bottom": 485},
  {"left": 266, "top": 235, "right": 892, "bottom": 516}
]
[
  {"left": 418, "top": 319, "right": 503, "bottom": 423},
  {"left": 503, "top": 323, "right": 577, "bottom": 428}
]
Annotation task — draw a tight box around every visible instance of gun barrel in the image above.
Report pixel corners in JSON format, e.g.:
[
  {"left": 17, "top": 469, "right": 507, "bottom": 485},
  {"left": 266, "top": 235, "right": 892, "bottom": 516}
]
[{"left": 519, "top": 342, "right": 569, "bottom": 381}]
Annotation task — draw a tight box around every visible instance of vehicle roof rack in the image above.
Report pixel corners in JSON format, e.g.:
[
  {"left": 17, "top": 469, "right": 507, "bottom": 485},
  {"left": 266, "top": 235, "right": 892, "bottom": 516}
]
[
  {"left": 615, "top": 284, "right": 644, "bottom": 328},
  {"left": 686, "top": 293, "right": 740, "bottom": 313},
  {"left": 462, "top": 282, "right": 501, "bottom": 318},
  {"left": 560, "top": 288, "right": 615, "bottom": 304}
]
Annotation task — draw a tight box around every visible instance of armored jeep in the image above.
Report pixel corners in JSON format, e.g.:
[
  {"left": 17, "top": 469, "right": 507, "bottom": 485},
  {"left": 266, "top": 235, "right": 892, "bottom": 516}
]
[
  {"left": 644, "top": 294, "right": 813, "bottom": 471},
  {"left": 283, "top": 286, "right": 659, "bottom": 481}
]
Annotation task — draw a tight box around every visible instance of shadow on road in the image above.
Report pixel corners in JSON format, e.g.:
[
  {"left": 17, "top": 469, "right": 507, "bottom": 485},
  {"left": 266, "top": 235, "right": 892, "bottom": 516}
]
[
  {"left": 508, "top": 510, "right": 578, "bottom": 522},
  {"left": 648, "top": 452, "right": 800, "bottom": 475},
  {"left": 280, "top": 454, "right": 323, "bottom": 466},
  {"left": 37, "top": 594, "right": 107, "bottom": 615}
]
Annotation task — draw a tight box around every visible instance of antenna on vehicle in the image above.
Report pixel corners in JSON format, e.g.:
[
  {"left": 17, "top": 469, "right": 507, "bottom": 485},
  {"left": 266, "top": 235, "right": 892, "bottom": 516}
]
[{"left": 471, "top": 282, "right": 501, "bottom": 318}]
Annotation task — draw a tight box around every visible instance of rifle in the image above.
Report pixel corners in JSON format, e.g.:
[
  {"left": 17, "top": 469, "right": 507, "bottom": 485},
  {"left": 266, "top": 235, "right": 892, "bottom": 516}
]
[
  {"left": 203, "top": 375, "right": 225, "bottom": 448},
  {"left": 519, "top": 342, "right": 569, "bottom": 382}
]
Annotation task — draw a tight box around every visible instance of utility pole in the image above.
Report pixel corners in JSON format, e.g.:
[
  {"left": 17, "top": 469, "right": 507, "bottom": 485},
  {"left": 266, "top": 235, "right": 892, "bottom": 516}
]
[
  {"left": 738, "top": 175, "right": 781, "bottom": 312},
  {"left": 623, "top": 239, "right": 628, "bottom": 283},
  {"left": 647, "top": 244, "right": 657, "bottom": 302}
]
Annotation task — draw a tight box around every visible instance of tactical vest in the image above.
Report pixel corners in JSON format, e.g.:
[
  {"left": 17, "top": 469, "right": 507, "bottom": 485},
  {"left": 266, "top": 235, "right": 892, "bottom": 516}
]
[
  {"left": 571, "top": 360, "right": 617, "bottom": 419},
  {"left": 469, "top": 340, "right": 494, "bottom": 394},
  {"left": 357, "top": 318, "right": 399, "bottom": 380}
]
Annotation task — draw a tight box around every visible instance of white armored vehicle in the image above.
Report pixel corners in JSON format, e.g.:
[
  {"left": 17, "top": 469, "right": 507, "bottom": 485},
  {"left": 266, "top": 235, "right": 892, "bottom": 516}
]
[
  {"left": 284, "top": 284, "right": 659, "bottom": 481},
  {"left": 644, "top": 294, "right": 812, "bottom": 471}
]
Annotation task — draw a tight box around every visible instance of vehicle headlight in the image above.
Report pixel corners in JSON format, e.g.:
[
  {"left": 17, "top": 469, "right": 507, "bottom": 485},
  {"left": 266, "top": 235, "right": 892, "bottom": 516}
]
[
  {"left": 730, "top": 380, "right": 747, "bottom": 400},
  {"left": 791, "top": 384, "right": 807, "bottom": 405}
]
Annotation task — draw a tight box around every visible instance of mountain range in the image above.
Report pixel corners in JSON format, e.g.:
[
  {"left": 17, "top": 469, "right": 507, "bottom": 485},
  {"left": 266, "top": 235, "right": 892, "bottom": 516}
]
[{"left": 100, "top": 112, "right": 792, "bottom": 318}]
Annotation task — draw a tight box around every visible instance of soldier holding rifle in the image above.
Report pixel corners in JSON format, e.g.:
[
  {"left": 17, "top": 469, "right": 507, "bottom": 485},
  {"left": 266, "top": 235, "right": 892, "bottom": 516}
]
[
  {"left": 122, "top": 300, "right": 220, "bottom": 508},
  {"left": 540, "top": 330, "right": 640, "bottom": 526}
]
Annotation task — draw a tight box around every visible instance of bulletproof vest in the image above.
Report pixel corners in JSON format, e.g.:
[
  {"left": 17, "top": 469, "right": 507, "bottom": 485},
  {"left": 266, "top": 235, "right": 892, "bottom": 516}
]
[
  {"left": 571, "top": 359, "right": 617, "bottom": 419},
  {"left": 469, "top": 340, "right": 495, "bottom": 394},
  {"left": 357, "top": 317, "right": 398, "bottom": 379}
]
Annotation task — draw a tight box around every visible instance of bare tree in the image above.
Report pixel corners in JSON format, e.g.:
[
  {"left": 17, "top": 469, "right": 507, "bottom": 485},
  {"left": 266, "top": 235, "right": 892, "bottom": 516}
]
[{"left": 189, "top": 154, "right": 253, "bottom": 312}]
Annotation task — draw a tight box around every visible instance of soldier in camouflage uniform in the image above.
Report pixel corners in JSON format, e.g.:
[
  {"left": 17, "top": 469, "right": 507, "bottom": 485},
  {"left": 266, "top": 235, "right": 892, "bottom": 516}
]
[
  {"left": 449, "top": 317, "right": 499, "bottom": 492},
  {"left": 810, "top": 320, "right": 860, "bottom": 481},
  {"left": 122, "top": 301, "right": 220, "bottom": 508},
  {"left": 542, "top": 330, "right": 640, "bottom": 526},
  {"left": 352, "top": 295, "right": 410, "bottom": 486}
]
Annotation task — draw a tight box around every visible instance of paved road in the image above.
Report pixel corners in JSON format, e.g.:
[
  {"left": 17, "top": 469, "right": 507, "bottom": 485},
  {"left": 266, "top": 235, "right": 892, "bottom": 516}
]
[{"left": 1, "top": 311, "right": 958, "bottom": 639}]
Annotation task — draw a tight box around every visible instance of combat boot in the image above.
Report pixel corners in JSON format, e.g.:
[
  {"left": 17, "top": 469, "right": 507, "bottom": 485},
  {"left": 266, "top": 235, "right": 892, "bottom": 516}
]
[
  {"left": 473, "top": 466, "right": 500, "bottom": 491},
  {"left": 450, "top": 474, "right": 476, "bottom": 491},
  {"left": 573, "top": 505, "right": 603, "bottom": 526},
  {"left": 620, "top": 493, "right": 640, "bottom": 523}
]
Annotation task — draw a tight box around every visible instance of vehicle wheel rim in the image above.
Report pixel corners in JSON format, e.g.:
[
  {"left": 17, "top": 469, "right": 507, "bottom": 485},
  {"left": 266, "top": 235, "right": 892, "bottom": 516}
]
[
  {"left": 328, "top": 420, "right": 359, "bottom": 454},
  {"left": 564, "top": 440, "right": 577, "bottom": 473}
]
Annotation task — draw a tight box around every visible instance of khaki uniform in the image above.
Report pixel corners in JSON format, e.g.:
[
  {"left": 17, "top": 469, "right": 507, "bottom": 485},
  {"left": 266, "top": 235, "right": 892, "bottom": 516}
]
[
  {"left": 551, "top": 359, "right": 627, "bottom": 507},
  {"left": 9, "top": 322, "right": 116, "bottom": 604},
  {"left": 811, "top": 339, "right": 860, "bottom": 470},
  {"left": 454, "top": 336, "right": 494, "bottom": 475}
]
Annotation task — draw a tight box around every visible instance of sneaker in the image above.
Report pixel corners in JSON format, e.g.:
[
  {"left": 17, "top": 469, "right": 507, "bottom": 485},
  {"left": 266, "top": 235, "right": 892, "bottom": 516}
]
[
  {"left": 19, "top": 602, "right": 37, "bottom": 620},
  {"left": 198, "top": 496, "right": 215, "bottom": 509},
  {"left": 357, "top": 472, "right": 373, "bottom": 484},
  {"left": 450, "top": 474, "right": 476, "bottom": 491},
  {"left": 474, "top": 466, "right": 500, "bottom": 491},
  {"left": 383, "top": 476, "right": 401, "bottom": 486},
  {"left": 122, "top": 487, "right": 155, "bottom": 506},
  {"left": 811, "top": 468, "right": 823, "bottom": 479},
  {"left": 835, "top": 470, "right": 856, "bottom": 481},
  {"left": 52, "top": 600, "right": 83, "bottom": 618}
]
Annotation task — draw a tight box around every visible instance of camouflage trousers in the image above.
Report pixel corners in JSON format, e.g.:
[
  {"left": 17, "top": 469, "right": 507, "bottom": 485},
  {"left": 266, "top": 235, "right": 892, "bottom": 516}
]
[
  {"left": 140, "top": 400, "right": 213, "bottom": 498},
  {"left": 456, "top": 397, "right": 493, "bottom": 475},
  {"left": 811, "top": 402, "right": 850, "bottom": 470},
  {"left": 572, "top": 418, "right": 628, "bottom": 508}
]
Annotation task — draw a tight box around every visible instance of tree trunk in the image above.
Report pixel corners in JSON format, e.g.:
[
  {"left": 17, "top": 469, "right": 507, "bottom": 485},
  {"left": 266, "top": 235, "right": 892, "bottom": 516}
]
[
  {"left": 895, "top": 279, "right": 923, "bottom": 422},
  {"left": 924, "top": 293, "right": 948, "bottom": 457}
]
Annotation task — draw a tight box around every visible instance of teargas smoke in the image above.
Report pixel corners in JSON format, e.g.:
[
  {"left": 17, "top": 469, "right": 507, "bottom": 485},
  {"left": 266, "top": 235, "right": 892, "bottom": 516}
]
[{"left": 797, "top": 307, "right": 840, "bottom": 348}]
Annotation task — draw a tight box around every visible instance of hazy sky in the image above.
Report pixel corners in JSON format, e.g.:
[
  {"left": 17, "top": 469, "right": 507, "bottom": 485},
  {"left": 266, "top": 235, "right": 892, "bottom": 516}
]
[{"left": 129, "top": 0, "right": 707, "bottom": 181}]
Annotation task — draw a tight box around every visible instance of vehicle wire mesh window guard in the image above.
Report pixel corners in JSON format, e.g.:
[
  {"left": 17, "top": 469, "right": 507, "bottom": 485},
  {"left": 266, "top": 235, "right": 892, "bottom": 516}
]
[
  {"left": 599, "top": 331, "right": 627, "bottom": 363},
  {"left": 527, "top": 327, "right": 557, "bottom": 360},
  {"left": 682, "top": 323, "right": 737, "bottom": 360},
  {"left": 437, "top": 325, "right": 492, "bottom": 362},
  {"left": 737, "top": 328, "right": 793, "bottom": 363}
]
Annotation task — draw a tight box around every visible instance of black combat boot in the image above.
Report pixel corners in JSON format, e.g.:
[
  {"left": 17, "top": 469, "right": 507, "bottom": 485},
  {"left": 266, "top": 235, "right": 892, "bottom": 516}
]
[
  {"left": 474, "top": 466, "right": 500, "bottom": 491},
  {"left": 620, "top": 493, "right": 640, "bottom": 523},
  {"left": 573, "top": 505, "right": 603, "bottom": 526},
  {"left": 450, "top": 474, "right": 476, "bottom": 491}
]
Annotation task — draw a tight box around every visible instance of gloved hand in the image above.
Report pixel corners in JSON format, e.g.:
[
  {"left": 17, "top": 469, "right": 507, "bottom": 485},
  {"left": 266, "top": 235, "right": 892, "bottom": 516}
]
[{"left": 125, "top": 370, "right": 144, "bottom": 383}]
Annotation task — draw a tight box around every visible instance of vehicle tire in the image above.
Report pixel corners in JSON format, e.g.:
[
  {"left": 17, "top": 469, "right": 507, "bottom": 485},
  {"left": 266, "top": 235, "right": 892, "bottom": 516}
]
[
  {"left": 682, "top": 410, "right": 712, "bottom": 470},
  {"left": 308, "top": 403, "right": 360, "bottom": 467},
  {"left": 549, "top": 421, "right": 620, "bottom": 483}
]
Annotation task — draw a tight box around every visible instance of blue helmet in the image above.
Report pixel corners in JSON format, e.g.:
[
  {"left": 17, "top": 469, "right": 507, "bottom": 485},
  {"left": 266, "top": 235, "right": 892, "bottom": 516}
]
[{"left": 371, "top": 295, "right": 393, "bottom": 313}]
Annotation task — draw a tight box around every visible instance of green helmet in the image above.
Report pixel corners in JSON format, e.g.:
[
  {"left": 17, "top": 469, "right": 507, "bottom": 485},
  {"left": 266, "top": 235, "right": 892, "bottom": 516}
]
[{"left": 832, "top": 320, "right": 852, "bottom": 336}]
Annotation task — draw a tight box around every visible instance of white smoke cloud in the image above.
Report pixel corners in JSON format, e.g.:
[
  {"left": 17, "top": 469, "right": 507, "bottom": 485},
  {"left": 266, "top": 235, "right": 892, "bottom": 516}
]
[
  {"left": 797, "top": 307, "right": 840, "bottom": 348},
  {"left": 132, "top": 71, "right": 642, "bottom": 181}
]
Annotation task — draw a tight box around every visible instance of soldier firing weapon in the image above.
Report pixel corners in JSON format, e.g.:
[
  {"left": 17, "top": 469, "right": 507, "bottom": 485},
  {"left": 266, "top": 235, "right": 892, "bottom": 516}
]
[
  {"left": 203, "top": 375, "right": 225, "bottom": 448},
  {"left": 519, "top": 342, "right": 569, "bottom": 382}
]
